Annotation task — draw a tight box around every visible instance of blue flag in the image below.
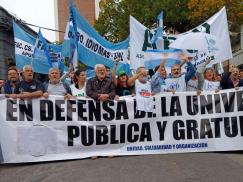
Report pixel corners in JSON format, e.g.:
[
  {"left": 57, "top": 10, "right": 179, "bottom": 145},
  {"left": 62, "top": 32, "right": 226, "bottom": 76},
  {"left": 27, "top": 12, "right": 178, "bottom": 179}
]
[
  {"left": 68, "top": 21, "right": 78, "bottom": 68},
  {"left": 157, "top": 11, "right": 163, "bottom": 27},
  {"left": 62, "top": 1, "right": 129, "bottom": 72},
  {"left": 69, "top": 0, "right": 78, "bottom": 68},
  {"left": 151, "top": 11, "right": 164, "bottom": 44},
  {"left": 13, "top": 21, "right": 66, "bottom": 74},
  {"left": 33, "top": 29, "right": 52, "bottom": 67}
]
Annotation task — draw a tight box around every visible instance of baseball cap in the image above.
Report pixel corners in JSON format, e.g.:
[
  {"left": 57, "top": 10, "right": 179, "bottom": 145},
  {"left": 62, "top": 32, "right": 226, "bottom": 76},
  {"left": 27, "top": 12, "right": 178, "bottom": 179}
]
[{"left": 118, "top": 70, "right": 126, "bottom": 77}]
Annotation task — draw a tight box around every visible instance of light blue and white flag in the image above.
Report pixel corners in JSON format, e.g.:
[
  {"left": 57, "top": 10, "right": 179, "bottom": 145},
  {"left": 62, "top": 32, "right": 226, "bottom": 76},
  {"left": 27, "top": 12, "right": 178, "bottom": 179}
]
[
  {"left": 68, "top": 21, "right": 78, "bottom": 68},
  {"left": 13, "top": 21, "right": 66, "bottom": 74},
  {"left": 144, "top": 49, "right": 181, "bottom": 69},
  {"left": 130, "top": 16, "right": 180, "bottom": 71},
  {"left": 33, "top": 29, "right": 52, "bottom": 67},
  {"left": 151, "top": 11, "right": 163, "bottom": 45},
  {"left": 157, "top": 11, "right": 163, "bottom": 27},
  {"left": 13, "top": 21, "right": 35, "bottom": 68},
  {"left": 62, "top": 1, "right": 129, "bottom": 73},
  {"left": 69, "top": 1, "right": 78, "bottom": 68},
  {"left": 130, "top": 7, "right": 232, "bottom": 71}
]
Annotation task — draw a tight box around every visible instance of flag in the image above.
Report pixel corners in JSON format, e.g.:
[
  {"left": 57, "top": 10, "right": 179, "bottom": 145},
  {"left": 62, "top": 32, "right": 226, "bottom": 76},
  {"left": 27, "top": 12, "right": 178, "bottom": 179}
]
[
  {"left": 13, "top": 21, "right": 35, "bottom": 68},
  {"left": 68, "top": 21, "right": 78, "bottom": 69},
  {"left": 151, "top": 11, "right": 164, "bottom": 45},
  {"left": 130, "top": 7, "right": 232, "bottom": 71},
  {"left": 62, "top": 1, "right": 129, "bottom": 71},
  {"left": 69, "top": 0, "right": 78, "bottom": 68},
  {"left": 13, "top": 21, "right": 66, "bottom": 74},
  {"left": 157, "top": 11, "right": 163, "bottom": 27},
  {"left": 130, "top": 16, "right": 179, "bottom": 70},
  {"left": 33, "top": 29, "right": 52, "bottom": 67}
]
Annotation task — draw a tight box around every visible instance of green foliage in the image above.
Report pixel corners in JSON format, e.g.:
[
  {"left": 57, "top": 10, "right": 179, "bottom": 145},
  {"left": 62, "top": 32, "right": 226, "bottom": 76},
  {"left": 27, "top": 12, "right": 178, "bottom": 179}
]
[
  {"left": 94, "top": 0, "right": 243, "bottom": 43},
  {"left": 151, "top": 0, "right": 191, "bottom": 32},
  {"left": 188, "top": 0, "right": 243, "bottom": 31}
]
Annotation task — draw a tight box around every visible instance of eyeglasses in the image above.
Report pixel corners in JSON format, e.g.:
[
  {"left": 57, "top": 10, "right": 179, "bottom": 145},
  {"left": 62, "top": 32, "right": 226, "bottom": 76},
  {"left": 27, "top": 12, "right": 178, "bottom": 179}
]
[{"left": 8, "top": 72, "right": 17, "bottom": 75}]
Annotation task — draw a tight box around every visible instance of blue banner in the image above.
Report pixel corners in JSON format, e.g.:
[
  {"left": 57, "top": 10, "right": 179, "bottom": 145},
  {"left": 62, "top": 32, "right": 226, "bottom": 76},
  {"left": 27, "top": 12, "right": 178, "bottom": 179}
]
[
  {"left": 33, "top": 29, "right": 53, "bottom": 67},
  {"left": 62, "top": 1, "right": 129, "bottom": 73},
  {"left": 13, "top": 21, "right": 65, "bottom": 74}
]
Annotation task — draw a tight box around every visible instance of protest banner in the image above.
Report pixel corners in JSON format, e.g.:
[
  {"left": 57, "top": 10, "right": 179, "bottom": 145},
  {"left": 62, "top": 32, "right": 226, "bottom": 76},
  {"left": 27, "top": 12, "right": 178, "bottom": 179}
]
[
  {"left": 0, "top": 88, "right": 243, "bottom": 163},
  {"left": 62, "top": 2, "right": 129, "bottom": 72},
  {"left": 13, "top": 21, "right": 64, "bottom": 74},
  {"left": 130, "top": 7, "right": 232, "bottom": 71}
]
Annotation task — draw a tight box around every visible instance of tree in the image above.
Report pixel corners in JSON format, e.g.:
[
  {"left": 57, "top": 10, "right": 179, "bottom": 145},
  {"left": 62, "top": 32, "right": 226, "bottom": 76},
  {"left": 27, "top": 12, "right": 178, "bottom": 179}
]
[
  {"left": 94, "top": 0, "right": 191, "bottom": 42},
  {"left": 94, "top": 0, "right": 243, "bottom": 42},
  {"left": 93, "top": 0, "right": 121, "bottom": 42},
  {"left": 188, "top": 0, "right": 243, "bottom": 32},
  {"left": 151, "top": 0, "right": 191, "bottom": 32}
]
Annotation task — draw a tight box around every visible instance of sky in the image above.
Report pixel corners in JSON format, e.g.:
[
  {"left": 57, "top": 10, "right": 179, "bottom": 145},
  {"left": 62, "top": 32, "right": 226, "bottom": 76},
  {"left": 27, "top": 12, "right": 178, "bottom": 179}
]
[{"left": 1, "top": 0, "right": 56, "bottom": 42}]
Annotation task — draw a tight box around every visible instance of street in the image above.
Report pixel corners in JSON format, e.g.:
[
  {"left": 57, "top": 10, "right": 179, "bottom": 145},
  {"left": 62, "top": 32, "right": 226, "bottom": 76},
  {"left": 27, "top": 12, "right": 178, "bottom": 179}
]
[{"left": 1, "top": 152, "right": 243, "bottom": 182}]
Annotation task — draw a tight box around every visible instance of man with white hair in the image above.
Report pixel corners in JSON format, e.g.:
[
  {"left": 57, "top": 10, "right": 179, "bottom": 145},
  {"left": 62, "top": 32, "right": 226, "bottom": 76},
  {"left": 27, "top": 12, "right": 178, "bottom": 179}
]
[
  {"left": 43, "top": 67, "right": 72, "bottom": 99},
  {"left": 6, "top": 65, "right": 44, "bottom": 99},
  {"left": 86, "top": 64, "right": 116, "bottom": 101}
]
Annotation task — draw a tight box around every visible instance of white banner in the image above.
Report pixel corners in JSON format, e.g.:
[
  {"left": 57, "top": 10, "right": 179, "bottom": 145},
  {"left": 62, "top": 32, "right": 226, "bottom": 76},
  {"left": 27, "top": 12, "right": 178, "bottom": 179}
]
[
  {"left": 0, "top": 88, "right": 243, "bottom": 163},
  {"left": 130, "top": 7, "right": 232, "bottom": 70},
  {"left": 14, "top": 38, "right": 35, "bottom": 58}
]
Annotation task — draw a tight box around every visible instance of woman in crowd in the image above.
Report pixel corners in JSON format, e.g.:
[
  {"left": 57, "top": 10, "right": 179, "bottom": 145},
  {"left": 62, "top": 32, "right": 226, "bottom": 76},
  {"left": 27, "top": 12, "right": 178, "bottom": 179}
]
[
  {"left": 70, "top": 68, "right": 87, "bottom": 98},
  {"left": 112, "top": 58, "right": 137, "bottom": 97},
  {"left": 220, "top": 67, "right": 243, "bottom": 89}
]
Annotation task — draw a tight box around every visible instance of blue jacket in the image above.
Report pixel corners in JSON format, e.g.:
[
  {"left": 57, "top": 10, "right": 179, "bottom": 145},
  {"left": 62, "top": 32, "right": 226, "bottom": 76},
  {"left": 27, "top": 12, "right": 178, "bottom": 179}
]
[
  {"left": 151, "top": 72, "right": 166, "bottom": 93},
  {"left": 185, "top": 62, "right": 196, "bottom": 82},
  {"left": 220, "top": 73, "right": 243, "bottom": 89},
  {"left": 151, "top": 62, "right": 196, "bottom": 93},
  {"left": 2, "top": 81, "right": 16, "bottom": 94}
]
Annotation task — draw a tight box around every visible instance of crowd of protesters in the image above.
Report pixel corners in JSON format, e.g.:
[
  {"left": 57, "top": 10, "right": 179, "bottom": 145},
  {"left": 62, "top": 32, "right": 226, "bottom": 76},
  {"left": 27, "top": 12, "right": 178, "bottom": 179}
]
[
  {"left": 0, "top": 55, "right": 242, "bottom": 160},
  {"left": 0, "top": 55, "right": 243, "bottom": 102}
]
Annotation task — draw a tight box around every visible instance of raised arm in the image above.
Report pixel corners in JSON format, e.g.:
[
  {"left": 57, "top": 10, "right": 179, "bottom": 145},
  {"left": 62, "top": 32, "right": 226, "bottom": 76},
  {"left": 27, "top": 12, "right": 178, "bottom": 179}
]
[
  {"left": 112, "top": 58, "right": 120, "bottom": 87},
  {"left": 127, "top": 73, "right": 139, "bottom": 87},
  {"left": 180, "top": 54, "right": 196, "bottom": 82}
]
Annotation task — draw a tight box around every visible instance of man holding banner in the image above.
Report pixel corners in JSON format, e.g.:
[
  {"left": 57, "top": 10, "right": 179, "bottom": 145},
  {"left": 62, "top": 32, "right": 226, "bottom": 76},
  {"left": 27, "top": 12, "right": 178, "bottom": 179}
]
[
  {"left": 6, "top": 65, "right": 44, "bottom": 99},
  {"left": 86, "top": 64, "right": 116, "bottom": 101},
  {"left": 43, "top": 67, "right": 72, "bottom": 99}
]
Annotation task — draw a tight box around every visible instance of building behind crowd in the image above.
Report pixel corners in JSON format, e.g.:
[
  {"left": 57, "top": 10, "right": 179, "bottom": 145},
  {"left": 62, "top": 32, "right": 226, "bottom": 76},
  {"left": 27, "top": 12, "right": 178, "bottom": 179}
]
[
  {"left": 54, "top": 0, "right": 100, "bottom": 42},
  {"left": 230, "top": 25, "right": 243, "bottom": 70}
]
